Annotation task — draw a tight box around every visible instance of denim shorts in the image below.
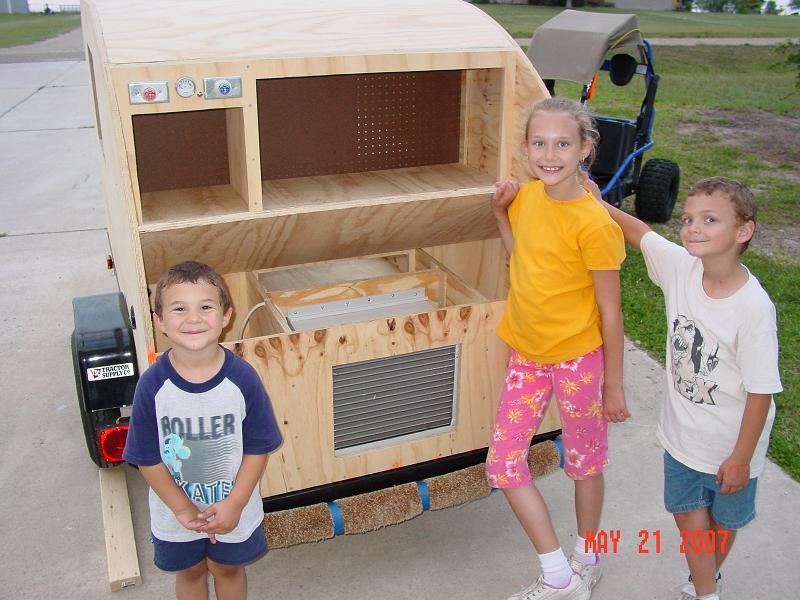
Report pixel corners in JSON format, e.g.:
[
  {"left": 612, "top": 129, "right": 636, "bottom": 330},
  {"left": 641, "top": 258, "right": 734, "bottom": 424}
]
[
  {"left": 152, "top": 525, "right": 267, "bottom": 572},
  {"left": 663, "top": 451, "right": 757, "bottom": 530}
]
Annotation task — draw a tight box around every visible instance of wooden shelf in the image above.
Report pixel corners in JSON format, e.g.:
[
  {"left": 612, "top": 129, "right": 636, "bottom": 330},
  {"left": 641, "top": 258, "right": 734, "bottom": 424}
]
[
  {"left": 138, "top": 163, "right": 495, "bottom": 230},
  {"left": 140, "top": 184, "right": 248, "bottom": 225},
  {"left": 262, "top": 163, "right": 494, "bottom": 211}
]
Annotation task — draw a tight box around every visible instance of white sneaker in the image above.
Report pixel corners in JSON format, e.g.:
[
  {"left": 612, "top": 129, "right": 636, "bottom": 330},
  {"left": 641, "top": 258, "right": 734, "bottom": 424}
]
[
  {"left": 506, "top": 573, "right": 590, "bottom": 600},
  {"left": 568, "top": 555, "right": 603, "bottom": 591},
  {"left": 675, "top": 572, "right": 722, "bottom": 599},
  {"left": 676, "top": 590, "right": 720, "bottom": 600}
]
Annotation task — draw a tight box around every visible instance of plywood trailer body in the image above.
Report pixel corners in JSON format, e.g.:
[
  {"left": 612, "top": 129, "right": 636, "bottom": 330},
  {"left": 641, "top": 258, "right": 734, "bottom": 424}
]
[{"left": 75, "top": 0, "right": 559, "bottom": 588}]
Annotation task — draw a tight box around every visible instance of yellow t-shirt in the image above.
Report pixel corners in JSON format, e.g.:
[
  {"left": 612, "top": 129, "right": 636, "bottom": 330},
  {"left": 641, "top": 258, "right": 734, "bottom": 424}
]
[{"left": 497, "top": 179, "right": 626, "bottom": 363}]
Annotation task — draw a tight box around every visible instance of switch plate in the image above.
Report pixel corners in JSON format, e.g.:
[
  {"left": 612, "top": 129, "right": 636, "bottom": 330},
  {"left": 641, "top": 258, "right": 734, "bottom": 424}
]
[
  {"left": 128, "top": 81, "right": 169, "bottom": 104},
  {"left": 203, "top": 76, "right": 243, "bottom": 99}
]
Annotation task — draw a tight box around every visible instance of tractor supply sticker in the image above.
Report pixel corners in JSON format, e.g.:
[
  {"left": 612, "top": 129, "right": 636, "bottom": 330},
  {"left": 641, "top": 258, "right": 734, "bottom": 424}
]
[{"left": 87, "top": 363, "right": 135, "bottom": 381}]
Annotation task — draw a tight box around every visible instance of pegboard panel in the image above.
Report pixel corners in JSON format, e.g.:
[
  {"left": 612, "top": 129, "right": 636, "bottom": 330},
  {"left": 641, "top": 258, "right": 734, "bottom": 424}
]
[
  {"left": 133, "top": 109, "right": 231, "bottom": 193},
  {"left": 258, "top": 71, "right": 462, "bottom": 180}
]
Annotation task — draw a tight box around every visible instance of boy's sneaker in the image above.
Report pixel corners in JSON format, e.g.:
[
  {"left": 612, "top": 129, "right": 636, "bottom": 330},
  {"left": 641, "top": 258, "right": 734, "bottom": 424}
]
[
  {"left": 568, "top": 555, "right": 603, "bottom": 591},
  {"left": 507, "top": 573, "right": 590, "bottom": 600}
]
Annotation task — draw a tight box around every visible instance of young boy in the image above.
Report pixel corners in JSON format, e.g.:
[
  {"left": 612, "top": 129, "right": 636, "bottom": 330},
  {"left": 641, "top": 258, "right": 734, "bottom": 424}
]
[
  {"left": 601, "top": 177, "right": 782, "bottom": 600},
  {"left": 123, "top": 261, "right": 283, "bottom": 600}
]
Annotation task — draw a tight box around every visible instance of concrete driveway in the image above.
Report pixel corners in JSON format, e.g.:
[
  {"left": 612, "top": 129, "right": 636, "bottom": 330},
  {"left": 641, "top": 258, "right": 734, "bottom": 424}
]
[{"left": 0, "top": 28, "right": 798, "bottom": 600}]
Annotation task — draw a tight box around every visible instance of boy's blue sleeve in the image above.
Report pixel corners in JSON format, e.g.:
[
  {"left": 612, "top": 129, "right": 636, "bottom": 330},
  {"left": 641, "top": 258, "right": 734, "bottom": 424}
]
[
  {"left": 122, "top": 368, "right": 164, "bottom": 467},
  {"left": 237, "top": 359, "right": 283, "bottom": 455}
]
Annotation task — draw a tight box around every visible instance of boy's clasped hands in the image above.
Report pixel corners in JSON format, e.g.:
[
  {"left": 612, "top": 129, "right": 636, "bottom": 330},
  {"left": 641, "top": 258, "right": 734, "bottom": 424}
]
[{"left": 176, "top": 498, "right": 246, "bottom": 543}]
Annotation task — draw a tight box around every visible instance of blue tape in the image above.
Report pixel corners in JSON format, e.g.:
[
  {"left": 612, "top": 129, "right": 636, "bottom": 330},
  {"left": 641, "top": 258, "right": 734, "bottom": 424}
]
[
  {"left": 553, "top": 437, "right": 565, "bottom": 469},
  {"left": 327, "top": 501, "right": 345, "bottom": 536},
  {"left": 416, "top": 481, "right": 431, "bottom": 511}
]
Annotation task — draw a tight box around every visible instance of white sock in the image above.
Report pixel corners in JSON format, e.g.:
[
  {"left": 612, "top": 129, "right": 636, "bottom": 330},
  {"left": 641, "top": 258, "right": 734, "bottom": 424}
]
[
  {"left": 539, "top": 548, "right": 573, "bottom": 588},
  {"left": 696, "top": 594, "right": 719, "bottom": 600},
  {"left": 572, "top": 536, "right": 598, "bottom": 565},
  {"left": 689, "top": 572, "right": 721, "bottom": 582}
]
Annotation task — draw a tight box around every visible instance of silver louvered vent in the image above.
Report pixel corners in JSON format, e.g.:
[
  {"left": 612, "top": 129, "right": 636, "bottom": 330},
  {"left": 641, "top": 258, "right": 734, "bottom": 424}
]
[{"left": 332, "top": 345, "right": 459, "bottom": 452}]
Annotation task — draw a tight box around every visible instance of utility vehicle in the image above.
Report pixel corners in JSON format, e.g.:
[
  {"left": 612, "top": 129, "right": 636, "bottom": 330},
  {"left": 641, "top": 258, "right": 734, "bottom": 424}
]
[{"left": 528, "top": 10, "right": 681, "bottom": 222}]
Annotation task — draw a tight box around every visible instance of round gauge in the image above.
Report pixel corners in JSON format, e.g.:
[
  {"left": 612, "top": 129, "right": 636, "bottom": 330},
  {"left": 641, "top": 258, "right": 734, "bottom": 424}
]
[{"left": 175, "top": 76, "right": 196, "bottom": 98}]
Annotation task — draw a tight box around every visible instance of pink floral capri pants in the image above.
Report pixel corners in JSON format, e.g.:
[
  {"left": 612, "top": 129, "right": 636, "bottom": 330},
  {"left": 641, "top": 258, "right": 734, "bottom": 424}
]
[{"left": 486, "top": 347, "right": 609, "bottom": 487}]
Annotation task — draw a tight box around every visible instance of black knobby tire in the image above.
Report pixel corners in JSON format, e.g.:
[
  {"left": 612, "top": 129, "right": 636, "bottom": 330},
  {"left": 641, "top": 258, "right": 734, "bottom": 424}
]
[{"left": 634, "top": 158, "right": 680, "bottom": 223}]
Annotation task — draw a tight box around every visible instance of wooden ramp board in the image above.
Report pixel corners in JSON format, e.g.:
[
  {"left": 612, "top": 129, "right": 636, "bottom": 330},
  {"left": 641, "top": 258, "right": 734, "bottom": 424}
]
[{"left": 99, "top": 467, "right": 141, "bottom": 592}]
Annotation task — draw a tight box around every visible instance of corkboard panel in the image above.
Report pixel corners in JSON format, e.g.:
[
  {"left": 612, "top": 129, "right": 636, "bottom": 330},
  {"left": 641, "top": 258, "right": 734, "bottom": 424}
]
[
  {"left": 132, "top": 109, "right": 230, "bottom": 193},
  {"left": 257, "top": 71, "right": 462, "bottom": 180}
]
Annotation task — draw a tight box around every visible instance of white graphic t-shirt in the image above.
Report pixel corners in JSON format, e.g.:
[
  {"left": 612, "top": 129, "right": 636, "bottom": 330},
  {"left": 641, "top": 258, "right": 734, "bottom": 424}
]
[{"left": 641, "top": 232, "right": 782, "bottom": 476}]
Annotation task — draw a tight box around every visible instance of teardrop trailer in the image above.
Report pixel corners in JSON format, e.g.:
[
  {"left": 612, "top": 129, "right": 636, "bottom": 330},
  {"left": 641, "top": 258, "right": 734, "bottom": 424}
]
[
  {"left": 527, "top": 10, "right": 681, "bottom": 223},
  {"left": 72, "top": 0, "right": 566, "bottom": 590}
]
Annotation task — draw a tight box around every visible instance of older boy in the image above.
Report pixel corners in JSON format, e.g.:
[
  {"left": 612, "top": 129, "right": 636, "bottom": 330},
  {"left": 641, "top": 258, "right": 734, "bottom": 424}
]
[
  {"left": 601, "top": 177, "right": 782, "bottom": 600},
  {"left": 123, "top": 261, "right": 282, "bottom": 600}
]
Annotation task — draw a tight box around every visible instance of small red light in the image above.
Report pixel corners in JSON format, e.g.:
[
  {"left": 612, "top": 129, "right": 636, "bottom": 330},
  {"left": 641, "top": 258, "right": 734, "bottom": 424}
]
[{"left": 97, "top": 425, "right": 129, "bottom": 463}]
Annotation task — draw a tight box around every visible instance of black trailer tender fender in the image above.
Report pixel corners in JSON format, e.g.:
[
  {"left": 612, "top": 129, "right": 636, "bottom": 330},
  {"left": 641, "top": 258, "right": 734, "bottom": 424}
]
[{"left": 71, "top": 292, "right": 138, "bottom": 468}]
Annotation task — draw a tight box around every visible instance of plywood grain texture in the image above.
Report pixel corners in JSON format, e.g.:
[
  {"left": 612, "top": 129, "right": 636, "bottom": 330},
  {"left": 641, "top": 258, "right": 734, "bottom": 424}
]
[
  {"left": 138, "top": 191, "right": 499, "bottom": 282},
  {"left": 231, "top": 302, "right": 516, "bottom": 494},
  {"left": 99, "top": 468, "right": 141, "bottom": 591}
]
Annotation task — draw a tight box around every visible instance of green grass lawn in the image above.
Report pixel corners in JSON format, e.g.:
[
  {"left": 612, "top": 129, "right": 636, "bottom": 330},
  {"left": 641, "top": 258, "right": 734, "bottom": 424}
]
[{"left": 0, "top": 13, "right": 81, "bottom": 48}]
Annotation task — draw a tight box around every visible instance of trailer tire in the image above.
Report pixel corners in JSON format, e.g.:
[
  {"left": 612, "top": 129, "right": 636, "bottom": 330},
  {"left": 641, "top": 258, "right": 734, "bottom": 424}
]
[{"left": 635, "top": 158, "right": 680, "bottom": 223}]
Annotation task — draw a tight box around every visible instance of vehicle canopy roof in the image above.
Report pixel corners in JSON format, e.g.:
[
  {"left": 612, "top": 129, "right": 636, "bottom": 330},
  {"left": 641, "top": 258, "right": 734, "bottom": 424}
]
[{"left": 526, "top": 10, "right": 644, "bottom": 85}]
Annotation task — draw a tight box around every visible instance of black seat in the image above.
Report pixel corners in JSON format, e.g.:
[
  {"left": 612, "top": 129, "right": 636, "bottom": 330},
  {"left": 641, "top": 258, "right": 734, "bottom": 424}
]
[
  {"left": 592, "top": 117, "right": 637, "bottom": 177},
  {"left": 608, "top": 53, "right": 638, "bottom": 86}
]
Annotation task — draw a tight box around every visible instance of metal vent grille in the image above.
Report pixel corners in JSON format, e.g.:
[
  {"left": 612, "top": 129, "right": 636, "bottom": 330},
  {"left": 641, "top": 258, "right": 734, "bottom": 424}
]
[{"left": 332, "top": 345, "right": 459, "bottom": 452}]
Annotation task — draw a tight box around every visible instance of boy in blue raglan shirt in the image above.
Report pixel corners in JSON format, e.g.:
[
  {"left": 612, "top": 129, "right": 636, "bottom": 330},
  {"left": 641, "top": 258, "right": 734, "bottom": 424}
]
[{"left": 124, "top": 261, "right": 282, "bottom": 599}]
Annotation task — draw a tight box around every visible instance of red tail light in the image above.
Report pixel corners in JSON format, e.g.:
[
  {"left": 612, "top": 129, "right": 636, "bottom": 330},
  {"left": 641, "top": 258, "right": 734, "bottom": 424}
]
[{"left": 97, "top": 425, "right": 129, "bottom": 463}]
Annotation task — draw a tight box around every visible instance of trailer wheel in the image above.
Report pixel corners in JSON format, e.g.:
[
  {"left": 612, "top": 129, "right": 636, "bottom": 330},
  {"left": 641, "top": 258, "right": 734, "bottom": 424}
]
[{"left": 635, "top": 159, "right": 680, "bottom": 223}]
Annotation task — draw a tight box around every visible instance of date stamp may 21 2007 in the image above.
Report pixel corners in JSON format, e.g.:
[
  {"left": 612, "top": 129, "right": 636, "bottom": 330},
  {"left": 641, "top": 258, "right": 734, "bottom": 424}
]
[{"left": 584, "top": 529, "right": 730, "bottom": 555}]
